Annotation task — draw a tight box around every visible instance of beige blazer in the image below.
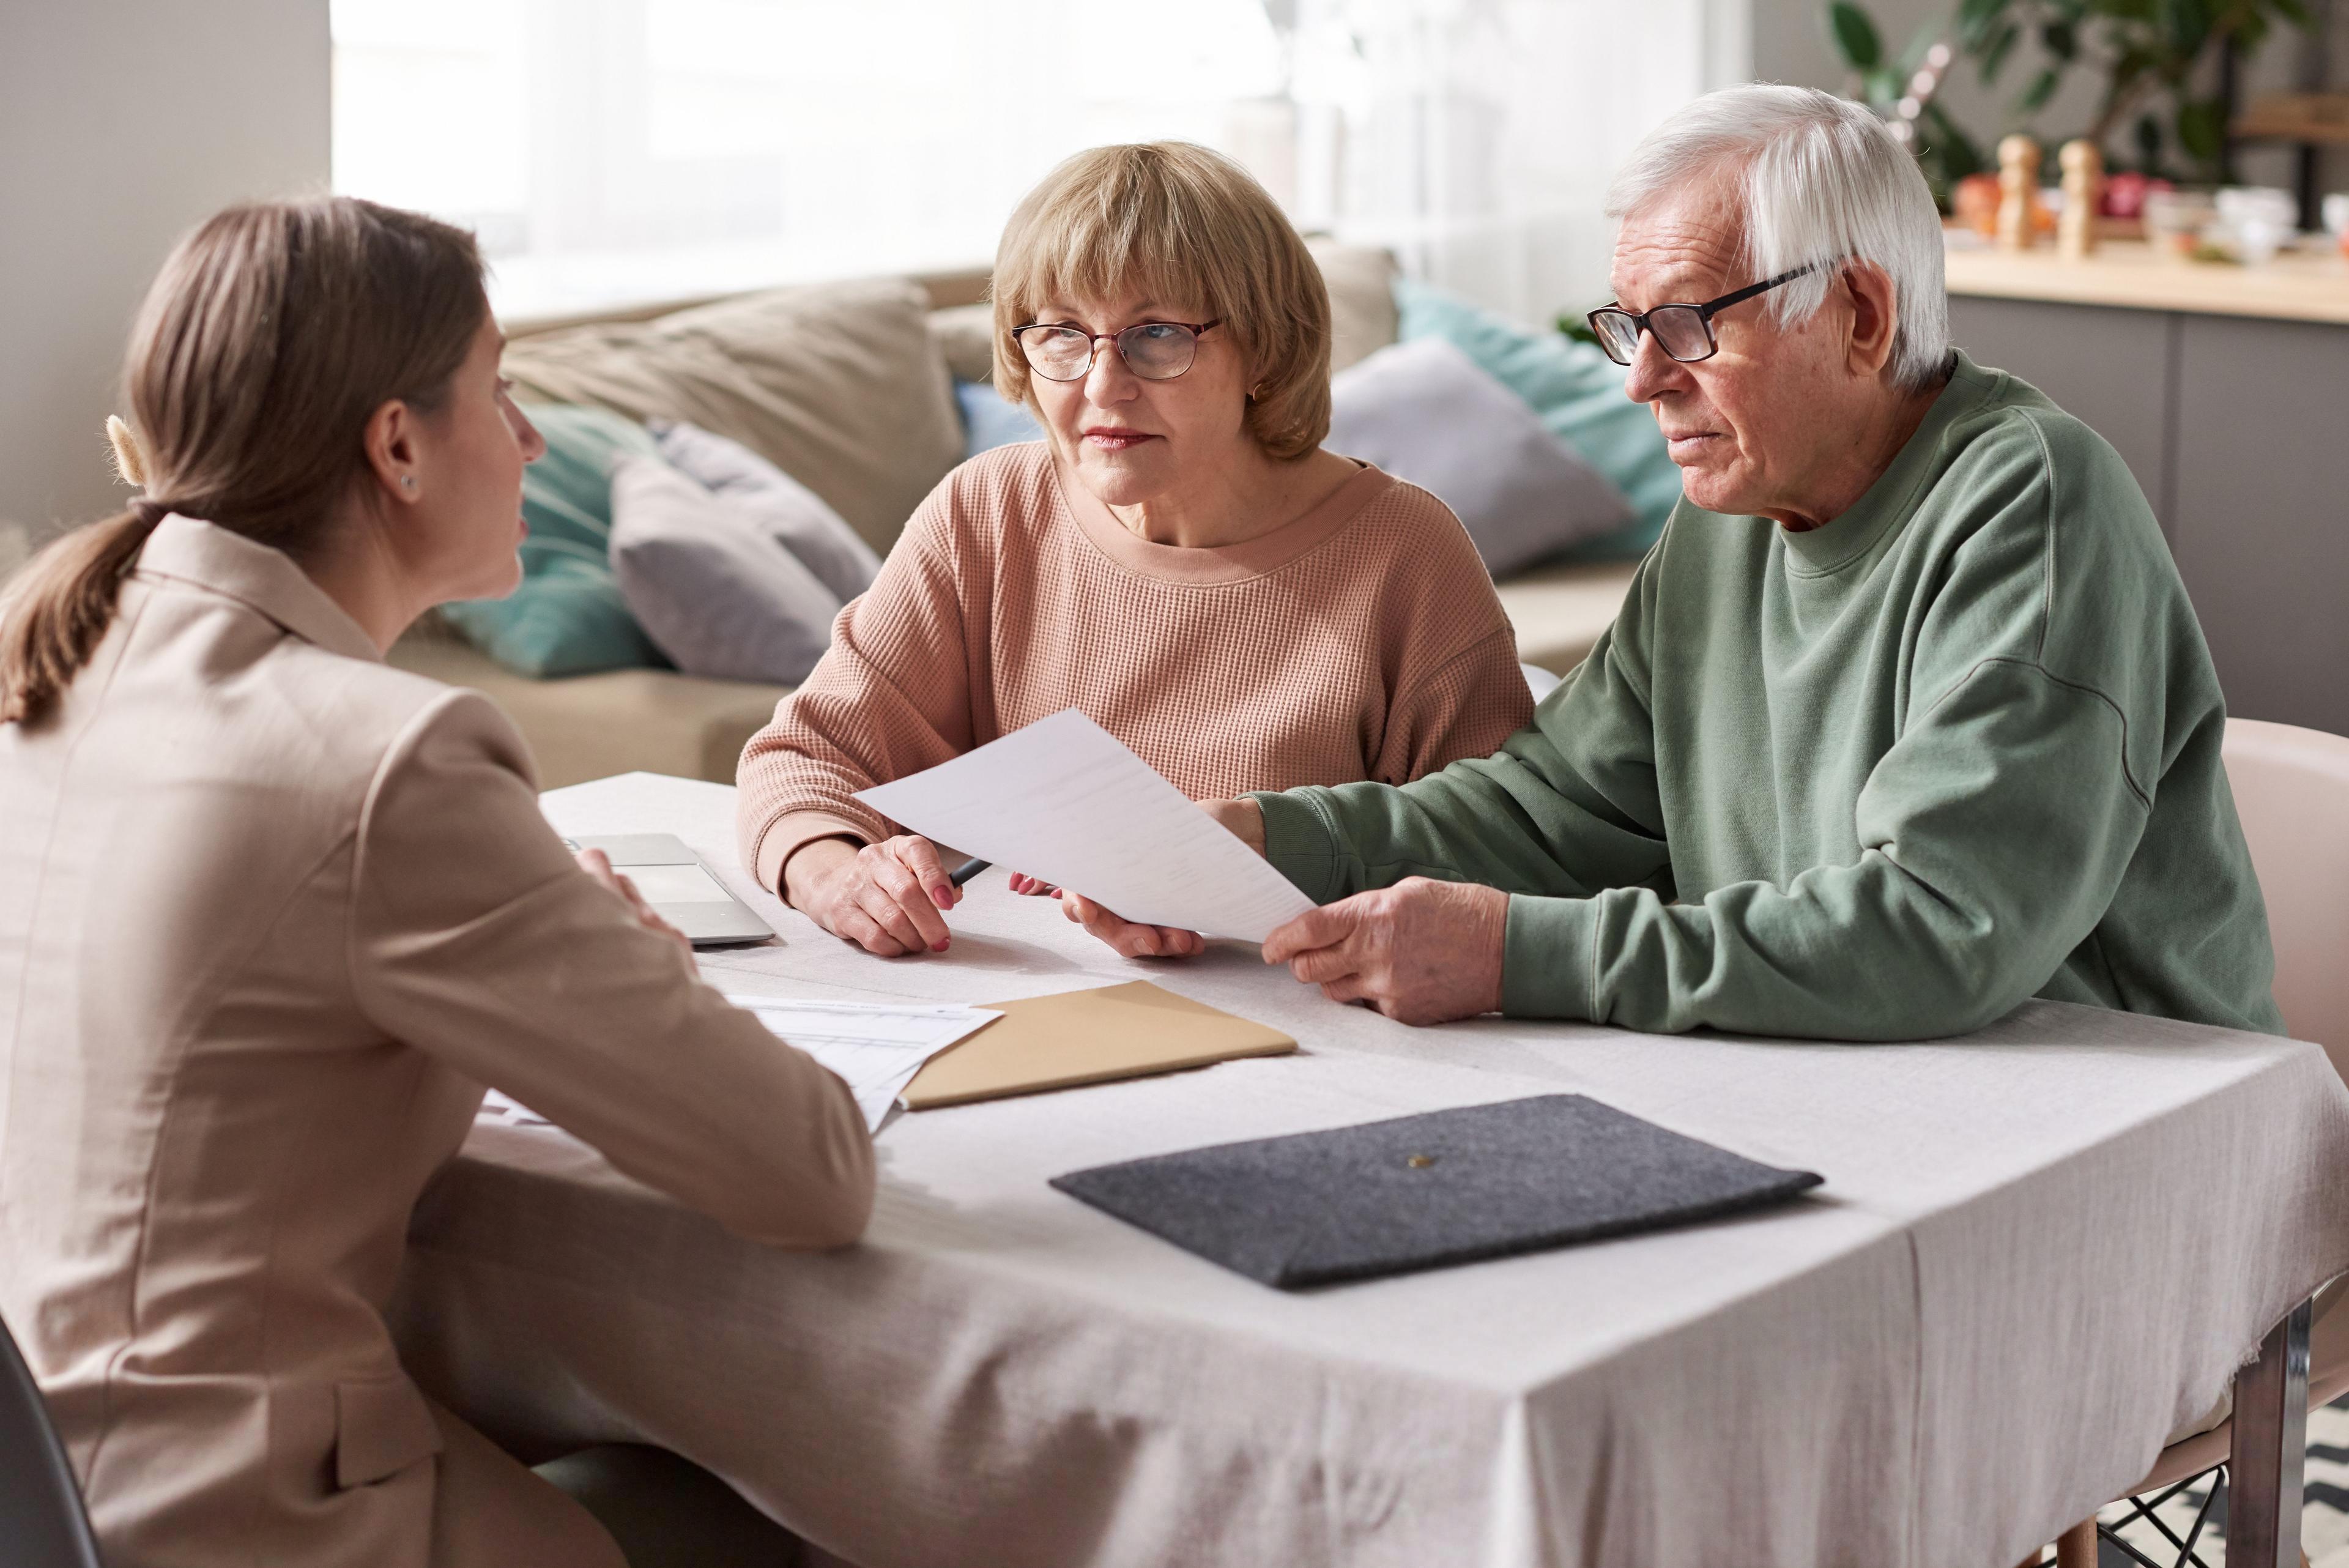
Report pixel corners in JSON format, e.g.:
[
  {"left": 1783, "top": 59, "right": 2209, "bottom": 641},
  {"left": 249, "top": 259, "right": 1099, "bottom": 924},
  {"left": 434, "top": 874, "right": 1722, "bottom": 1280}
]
[{"left": 0, "top": 516, "right": 875, "bottom": 1568}]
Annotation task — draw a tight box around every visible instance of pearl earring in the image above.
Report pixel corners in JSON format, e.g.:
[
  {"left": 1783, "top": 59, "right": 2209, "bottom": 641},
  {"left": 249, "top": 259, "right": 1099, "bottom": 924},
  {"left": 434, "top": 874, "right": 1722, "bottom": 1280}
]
[{"left": 400, "top": 475, "right": 416, "bottom": 489}]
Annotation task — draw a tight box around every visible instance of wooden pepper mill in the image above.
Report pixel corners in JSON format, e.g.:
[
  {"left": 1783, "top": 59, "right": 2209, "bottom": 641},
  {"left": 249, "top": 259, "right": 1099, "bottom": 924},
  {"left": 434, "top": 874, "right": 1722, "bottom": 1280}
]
[
  {"left": 1997, "top": 134, "right": 2041, "bottom": 251},
  {"left": 2058, "top": 139, "right": 2102, "bottom": 259}
]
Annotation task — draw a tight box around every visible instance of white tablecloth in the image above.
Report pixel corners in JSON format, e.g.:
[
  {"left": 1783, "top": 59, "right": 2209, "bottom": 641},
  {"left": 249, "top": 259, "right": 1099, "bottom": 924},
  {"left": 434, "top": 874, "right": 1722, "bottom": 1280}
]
[{"left": 390, "top": 773, "right": 2349, "bottom": 1568}]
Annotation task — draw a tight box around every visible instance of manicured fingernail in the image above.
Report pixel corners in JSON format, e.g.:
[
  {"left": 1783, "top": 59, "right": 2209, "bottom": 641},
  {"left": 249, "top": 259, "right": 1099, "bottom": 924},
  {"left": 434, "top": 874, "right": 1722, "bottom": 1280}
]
[
  {"left": 931, "top": 940, "right": 949, "bottom": 953},
  {"left": 933, "top": 888, "right": 952, "bottom": 907}
]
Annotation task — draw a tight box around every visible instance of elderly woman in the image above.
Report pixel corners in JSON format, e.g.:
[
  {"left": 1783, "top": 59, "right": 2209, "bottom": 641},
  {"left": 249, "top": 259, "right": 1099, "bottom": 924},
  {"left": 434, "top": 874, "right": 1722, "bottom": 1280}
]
[
  {"left": 1204, "top": 85, "right": 2281, "bottom": 1040},
  {"left": 738, "top": 141, "right": 1531, "bottom": 958}
]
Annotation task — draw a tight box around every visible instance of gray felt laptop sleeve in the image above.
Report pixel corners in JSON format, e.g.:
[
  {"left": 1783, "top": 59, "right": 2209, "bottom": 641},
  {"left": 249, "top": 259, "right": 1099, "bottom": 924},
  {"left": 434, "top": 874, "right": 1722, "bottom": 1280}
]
[{"left": 1049, "top": 1094, "right": 1824, "bottom": 1289}]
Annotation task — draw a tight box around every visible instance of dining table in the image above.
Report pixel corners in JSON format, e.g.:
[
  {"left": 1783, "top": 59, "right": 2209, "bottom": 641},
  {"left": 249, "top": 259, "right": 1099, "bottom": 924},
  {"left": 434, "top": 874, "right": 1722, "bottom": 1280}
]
[{"left": 389, "top": 770, "right": 2349, "bottom": 1567}]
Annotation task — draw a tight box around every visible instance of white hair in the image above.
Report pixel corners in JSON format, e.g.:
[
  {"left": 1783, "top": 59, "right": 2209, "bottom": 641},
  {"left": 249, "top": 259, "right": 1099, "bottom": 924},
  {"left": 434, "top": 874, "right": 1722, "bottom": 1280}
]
[{"left": 1605, "top": 84, "right": 1950, "bottom": 391}]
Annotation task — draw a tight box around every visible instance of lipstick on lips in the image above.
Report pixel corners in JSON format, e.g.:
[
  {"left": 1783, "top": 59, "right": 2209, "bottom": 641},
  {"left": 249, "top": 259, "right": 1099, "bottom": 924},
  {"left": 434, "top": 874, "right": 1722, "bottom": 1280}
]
[{"left": 1082, "top": 426, "right": 1157, "bottom": 451}]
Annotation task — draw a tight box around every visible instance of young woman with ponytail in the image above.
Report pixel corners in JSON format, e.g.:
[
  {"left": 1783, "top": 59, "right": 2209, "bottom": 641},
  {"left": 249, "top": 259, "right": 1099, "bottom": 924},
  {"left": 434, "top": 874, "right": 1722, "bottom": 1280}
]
[{"left": 0, "top": 197, "right": 874, "bottom": 1568}]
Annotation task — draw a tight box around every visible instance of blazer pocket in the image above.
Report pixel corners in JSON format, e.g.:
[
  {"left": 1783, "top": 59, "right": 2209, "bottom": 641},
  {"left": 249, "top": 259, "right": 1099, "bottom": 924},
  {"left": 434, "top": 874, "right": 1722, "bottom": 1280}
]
[{"left": 334, "top": 1375, "right": 445, "bottom": 1490}]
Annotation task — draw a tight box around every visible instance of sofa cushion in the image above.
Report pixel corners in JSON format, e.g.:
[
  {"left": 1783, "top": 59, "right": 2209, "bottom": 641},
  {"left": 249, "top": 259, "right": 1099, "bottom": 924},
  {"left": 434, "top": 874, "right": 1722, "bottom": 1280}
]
[
  {"left": 609, "top": 456, "right": 842, "bottom": 686},
  {"left": 437, "top": 404, "right": 667, "bottom": 678},
  {"left": 649, "top": 418, "right": 880, "bottom": 601},
  {"left": 1327, "top": 338, "right": 1633, "bottom": 577},
  {"left": 1396, "top": 278, "right": 1680, "bottom": 564},
  {"left": 956, "top": 381, "right": 1045, "bottom": 459},
  {"left": 929, "top": 303, "right": 998, "bottom": 385},
  {"left": 502, "top": 277, "right": 962, "bottom": 557},
  {"left": 387, "top": 626, "right": 789, "bottom": 790},
  {"left": 1494, "top": 558, "right": 1641, "bottom": 678},
  {"left": 1307, "top": 239, "right": 1401, "bottom": 374}
]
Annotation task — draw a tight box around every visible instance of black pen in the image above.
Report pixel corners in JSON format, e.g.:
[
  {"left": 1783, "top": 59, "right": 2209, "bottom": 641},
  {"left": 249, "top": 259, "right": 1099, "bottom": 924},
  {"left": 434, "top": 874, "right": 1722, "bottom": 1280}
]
[{"left": 949, "top": 858, "right": 991, "bottom": 887}]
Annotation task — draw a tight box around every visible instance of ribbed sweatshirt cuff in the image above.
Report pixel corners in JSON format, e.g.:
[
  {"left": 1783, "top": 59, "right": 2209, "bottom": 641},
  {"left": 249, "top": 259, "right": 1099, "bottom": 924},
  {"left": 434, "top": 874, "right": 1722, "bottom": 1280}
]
[
  {"left": 1249, "top": 789, "right": 1343, "bottom": 905},
  {"left": 1501, "top": 894, "right": 1599, "bottom": 1020},
  {"left": 754, "top": 811, "right": 874, "bottom": 897}
]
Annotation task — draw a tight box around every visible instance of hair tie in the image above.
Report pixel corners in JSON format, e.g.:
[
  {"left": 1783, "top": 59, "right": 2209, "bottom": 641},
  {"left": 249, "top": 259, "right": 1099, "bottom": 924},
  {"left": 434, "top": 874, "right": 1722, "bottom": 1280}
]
[{"left": 106, "top": 416, "right": 149, "bottom": 489}]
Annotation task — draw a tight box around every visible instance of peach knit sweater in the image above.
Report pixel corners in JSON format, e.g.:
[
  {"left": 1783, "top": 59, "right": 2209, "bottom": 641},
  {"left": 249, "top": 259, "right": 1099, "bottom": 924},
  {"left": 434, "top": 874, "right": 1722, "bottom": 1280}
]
[{"left": 737, "top": 442, "right": 1534, "bottom": 893}]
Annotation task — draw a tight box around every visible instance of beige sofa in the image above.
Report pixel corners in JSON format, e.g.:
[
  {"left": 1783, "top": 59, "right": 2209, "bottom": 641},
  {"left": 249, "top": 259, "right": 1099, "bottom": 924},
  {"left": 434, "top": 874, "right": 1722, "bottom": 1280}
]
[{"left": 391, "top": 246, "right": 1638, "bottom": 788}]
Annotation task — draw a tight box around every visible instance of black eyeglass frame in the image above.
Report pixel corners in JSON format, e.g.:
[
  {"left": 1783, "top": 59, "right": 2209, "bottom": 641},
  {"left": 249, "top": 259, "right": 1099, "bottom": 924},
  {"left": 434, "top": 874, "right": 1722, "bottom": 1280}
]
[
  {"left": 1585, "top": 263, "right": 1824, "bottom": 366},
  {"left": 1009, "top": 318, "right": 1225, "bottom": 382}
]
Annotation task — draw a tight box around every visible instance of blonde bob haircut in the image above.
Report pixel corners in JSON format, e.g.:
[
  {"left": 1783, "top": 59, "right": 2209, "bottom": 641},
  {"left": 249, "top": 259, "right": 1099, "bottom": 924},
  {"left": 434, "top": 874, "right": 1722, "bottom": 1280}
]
[{"left": 990, "top": 141, "right": 1332, "bottom": 461}]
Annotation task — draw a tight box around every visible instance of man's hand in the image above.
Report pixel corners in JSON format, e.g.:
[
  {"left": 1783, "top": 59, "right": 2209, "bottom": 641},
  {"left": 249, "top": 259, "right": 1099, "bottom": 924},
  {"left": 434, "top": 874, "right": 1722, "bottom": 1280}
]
[
  {"left": 781, "top": 834, "right": 962, "bottom": 957},
  {"left": 1059, "top": 892, "right": 1206, "bottom": 959},
  {"left": 576, "top": 847, "right": 694, "bottom": 970},
  {"left": 1261, "top": 877, "right": 1508, "bottom": 1026}
]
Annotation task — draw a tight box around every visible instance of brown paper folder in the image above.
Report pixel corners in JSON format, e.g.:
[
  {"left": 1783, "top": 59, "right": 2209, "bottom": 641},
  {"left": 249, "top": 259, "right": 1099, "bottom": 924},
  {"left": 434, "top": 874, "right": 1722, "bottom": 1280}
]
[{"left": 898, "top": 981, "right": 1296, "bottom": 1111}]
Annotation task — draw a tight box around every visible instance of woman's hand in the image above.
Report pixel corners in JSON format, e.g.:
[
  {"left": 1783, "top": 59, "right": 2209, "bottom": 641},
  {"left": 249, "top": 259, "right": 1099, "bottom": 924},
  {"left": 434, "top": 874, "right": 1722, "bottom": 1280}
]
[
  {"left": 1007, "top": 872, "right": 1060, "bottom": 896},
  {"left": 782, "top": 834, "right": 962, "bottom": 957},
  {"left": 576, "top": 848, "right": 694, "bottom": 968},
  {"left": 1204, "top": 797, "right": 1266, "bottom": 856},
  {"left": 1054, "top": 798, "right": 1263, "bottom": 959},
  {"left": 1061, "top": 892, "right": 1206, "bottom": 959}
]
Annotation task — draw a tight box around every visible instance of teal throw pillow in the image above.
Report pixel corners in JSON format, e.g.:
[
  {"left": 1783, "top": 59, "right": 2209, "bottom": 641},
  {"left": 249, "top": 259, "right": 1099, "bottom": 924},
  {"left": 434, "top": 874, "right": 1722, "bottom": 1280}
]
[
  {"left": 956, "top": 379, "right": 1045, "bottom": 459},
  {"left": 1393, "top": 278, "right": 1681, "bottom": 563},
  {"left": 439, "top": 404, "right": 669, "bottom": 677}
]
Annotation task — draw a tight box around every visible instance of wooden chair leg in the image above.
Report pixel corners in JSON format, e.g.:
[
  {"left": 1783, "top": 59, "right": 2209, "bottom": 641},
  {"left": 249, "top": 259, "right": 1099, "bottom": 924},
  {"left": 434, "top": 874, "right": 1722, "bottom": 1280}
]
[{"left": 2053, "top": 1518, "right": 2097, "bottom": 1568}]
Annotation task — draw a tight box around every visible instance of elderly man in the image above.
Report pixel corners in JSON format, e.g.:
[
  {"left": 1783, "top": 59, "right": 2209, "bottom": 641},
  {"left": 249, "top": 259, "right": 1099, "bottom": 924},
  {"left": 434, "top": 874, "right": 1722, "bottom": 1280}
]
[{"left": 1078, "top": 84, "right": 2282, "bottom": 1040}]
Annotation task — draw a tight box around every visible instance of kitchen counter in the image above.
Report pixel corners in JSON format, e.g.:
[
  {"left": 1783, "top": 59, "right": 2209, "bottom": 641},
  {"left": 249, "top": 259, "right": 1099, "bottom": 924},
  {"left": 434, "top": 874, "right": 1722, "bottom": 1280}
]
[
  {"left": 1940, "top": 240, "right": 2349, "bottom": 737},
  {"left": 1943, "top": 238, "right": 2349, "bottom": 324}
]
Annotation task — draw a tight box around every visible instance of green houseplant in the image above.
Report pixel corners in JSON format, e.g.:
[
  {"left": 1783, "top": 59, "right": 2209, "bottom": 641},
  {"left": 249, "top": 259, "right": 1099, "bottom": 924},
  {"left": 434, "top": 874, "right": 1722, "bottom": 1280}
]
[{"left": 1827, "top": 0, "right": 2311, "bottom": 182}]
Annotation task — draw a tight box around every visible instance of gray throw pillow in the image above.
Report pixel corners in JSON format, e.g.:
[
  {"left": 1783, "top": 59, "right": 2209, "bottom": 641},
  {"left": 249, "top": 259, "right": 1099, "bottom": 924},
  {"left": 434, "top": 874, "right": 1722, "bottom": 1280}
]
[
  {"left": 1326, "top": 337, "right": 1635, "bottom": 578},
  {"left": 648, "top": 418, "right": 882, "bottom": 603},
  {"left": 608, "top": 455, "right": 843, "bottom": 685}
]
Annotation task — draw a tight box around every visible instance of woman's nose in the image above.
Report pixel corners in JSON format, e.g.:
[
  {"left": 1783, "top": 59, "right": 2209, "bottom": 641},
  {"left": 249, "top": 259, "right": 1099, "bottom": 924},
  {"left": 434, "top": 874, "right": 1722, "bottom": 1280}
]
[{"left": 1083, "top": 340, "right": 1138, "bottom": 405}]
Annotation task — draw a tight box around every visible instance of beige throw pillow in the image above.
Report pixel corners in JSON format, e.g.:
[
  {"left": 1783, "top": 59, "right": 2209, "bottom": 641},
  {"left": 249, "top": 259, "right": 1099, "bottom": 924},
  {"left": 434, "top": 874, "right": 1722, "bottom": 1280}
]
[
  {"left": 502, "top": 278, "right": 962, "bottom": 556},
  {"left": 1306, "top": 239, "right": 1400, "bottom": 374},
  {"left": 927, "top": 303, "right": 999, "bottom": 385}
]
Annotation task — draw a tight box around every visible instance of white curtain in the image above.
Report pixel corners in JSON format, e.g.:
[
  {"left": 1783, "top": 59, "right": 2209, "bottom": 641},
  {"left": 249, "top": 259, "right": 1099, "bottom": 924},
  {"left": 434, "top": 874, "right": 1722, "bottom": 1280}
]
[{"left": 332, "top": 0, "right": 1736, "bottom": 326}]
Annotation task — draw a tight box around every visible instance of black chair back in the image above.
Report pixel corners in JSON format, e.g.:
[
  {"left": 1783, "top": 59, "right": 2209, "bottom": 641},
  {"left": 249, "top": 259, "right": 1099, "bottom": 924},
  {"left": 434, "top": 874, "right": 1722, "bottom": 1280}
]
[{"left": 0, "top": 1309, "right": 104, "bottom": 1568}]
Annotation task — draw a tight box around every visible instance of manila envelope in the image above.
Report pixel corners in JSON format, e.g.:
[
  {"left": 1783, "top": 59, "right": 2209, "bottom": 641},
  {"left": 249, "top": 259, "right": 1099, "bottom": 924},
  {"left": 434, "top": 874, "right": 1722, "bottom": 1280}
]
[{"left": 899, "top": 980, "right": 1296, "bottom": 1111}]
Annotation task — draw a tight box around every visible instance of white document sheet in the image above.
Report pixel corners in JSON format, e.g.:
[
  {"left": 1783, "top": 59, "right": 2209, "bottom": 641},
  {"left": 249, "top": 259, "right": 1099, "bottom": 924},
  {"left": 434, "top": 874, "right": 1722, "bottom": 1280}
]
[
  {"left": 853, "top": 708, "right": 1317, "bottom": 943},
  {"left": 723, "top": 996, "right": 1000, "bottom": 1132},
  {"left": 480, "top": 998, "right": 1000, "bottom": 1137}
]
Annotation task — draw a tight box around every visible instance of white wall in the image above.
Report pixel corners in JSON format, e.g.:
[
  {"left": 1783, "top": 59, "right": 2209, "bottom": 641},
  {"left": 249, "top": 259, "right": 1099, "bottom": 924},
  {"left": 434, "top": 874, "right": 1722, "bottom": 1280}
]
[{"left": 0, "top": 0, "right": 329, "bottom": 547}]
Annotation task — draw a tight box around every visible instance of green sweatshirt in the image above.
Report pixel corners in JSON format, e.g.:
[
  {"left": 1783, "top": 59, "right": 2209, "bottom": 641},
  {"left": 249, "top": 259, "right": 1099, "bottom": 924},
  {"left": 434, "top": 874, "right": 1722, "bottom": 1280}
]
[{"left": 1255, "top": 353, "right": 2282, "bottom": 1041}]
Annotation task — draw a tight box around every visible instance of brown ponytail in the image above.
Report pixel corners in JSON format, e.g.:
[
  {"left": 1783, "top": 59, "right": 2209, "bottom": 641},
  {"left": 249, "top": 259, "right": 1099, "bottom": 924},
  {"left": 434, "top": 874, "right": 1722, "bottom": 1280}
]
[{"left": 0, "top": 197, "right": 487, "bottom": 727}]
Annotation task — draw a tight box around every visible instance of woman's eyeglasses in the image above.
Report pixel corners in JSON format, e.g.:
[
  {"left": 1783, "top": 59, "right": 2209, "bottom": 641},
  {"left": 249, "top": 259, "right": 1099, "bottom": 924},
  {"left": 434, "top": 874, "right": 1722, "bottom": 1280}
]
[
  {"left": 1011, "top": 319, "right": 1222, "bottom": 382},
  {"left": 1586, "top": 264, "right": 1822, "bottom": 366}
]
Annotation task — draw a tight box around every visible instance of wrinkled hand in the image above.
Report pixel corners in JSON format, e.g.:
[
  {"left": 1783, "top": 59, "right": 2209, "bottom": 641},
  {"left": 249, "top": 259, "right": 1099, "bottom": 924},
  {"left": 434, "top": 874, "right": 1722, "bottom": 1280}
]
[
  {"left": 782, "top": 834, "right": 962, "bottom": 957},
  {"left": 576, "top": 848, "right": 694, "bottom": 967},
  {"left": 1261, "top": 877, "right": 1508, "bottom": 1026},
  {"left": 1059, "top": 891, "right": 1206, "bottom": 959}
]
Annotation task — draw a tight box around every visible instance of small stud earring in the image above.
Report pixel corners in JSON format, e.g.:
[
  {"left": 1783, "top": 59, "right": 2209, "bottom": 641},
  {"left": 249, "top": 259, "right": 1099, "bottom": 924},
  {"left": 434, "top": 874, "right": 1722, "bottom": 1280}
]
[{"left": 400, "top": 475, "right": 416, "bottom": 489}]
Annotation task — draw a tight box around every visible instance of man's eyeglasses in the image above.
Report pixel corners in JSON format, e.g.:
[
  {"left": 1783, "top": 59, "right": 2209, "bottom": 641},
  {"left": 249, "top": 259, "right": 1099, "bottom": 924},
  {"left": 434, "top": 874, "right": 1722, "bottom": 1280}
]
[
  {"left": 1011, "top": 319, "right": 1222, "bottom": 382},
  {"left": 1586, "top": 264, "right": 1823, "bottom": 366}
]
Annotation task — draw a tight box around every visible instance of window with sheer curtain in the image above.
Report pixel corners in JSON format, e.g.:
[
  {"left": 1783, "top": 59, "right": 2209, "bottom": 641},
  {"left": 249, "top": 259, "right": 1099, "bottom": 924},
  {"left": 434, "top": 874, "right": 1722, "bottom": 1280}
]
[{"left": 332, "top": 0, "right": 1737, "bottom": 327}]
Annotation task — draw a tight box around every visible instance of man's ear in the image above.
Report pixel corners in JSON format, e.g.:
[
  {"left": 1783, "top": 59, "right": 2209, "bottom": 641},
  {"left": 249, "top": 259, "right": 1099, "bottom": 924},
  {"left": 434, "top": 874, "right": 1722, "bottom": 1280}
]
[
  {"left": 362, "top": 398, "right": 423, "bottom": 506},
  {"left": 1842, "top": 261, "right": 1900, "bottom": 380}
]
